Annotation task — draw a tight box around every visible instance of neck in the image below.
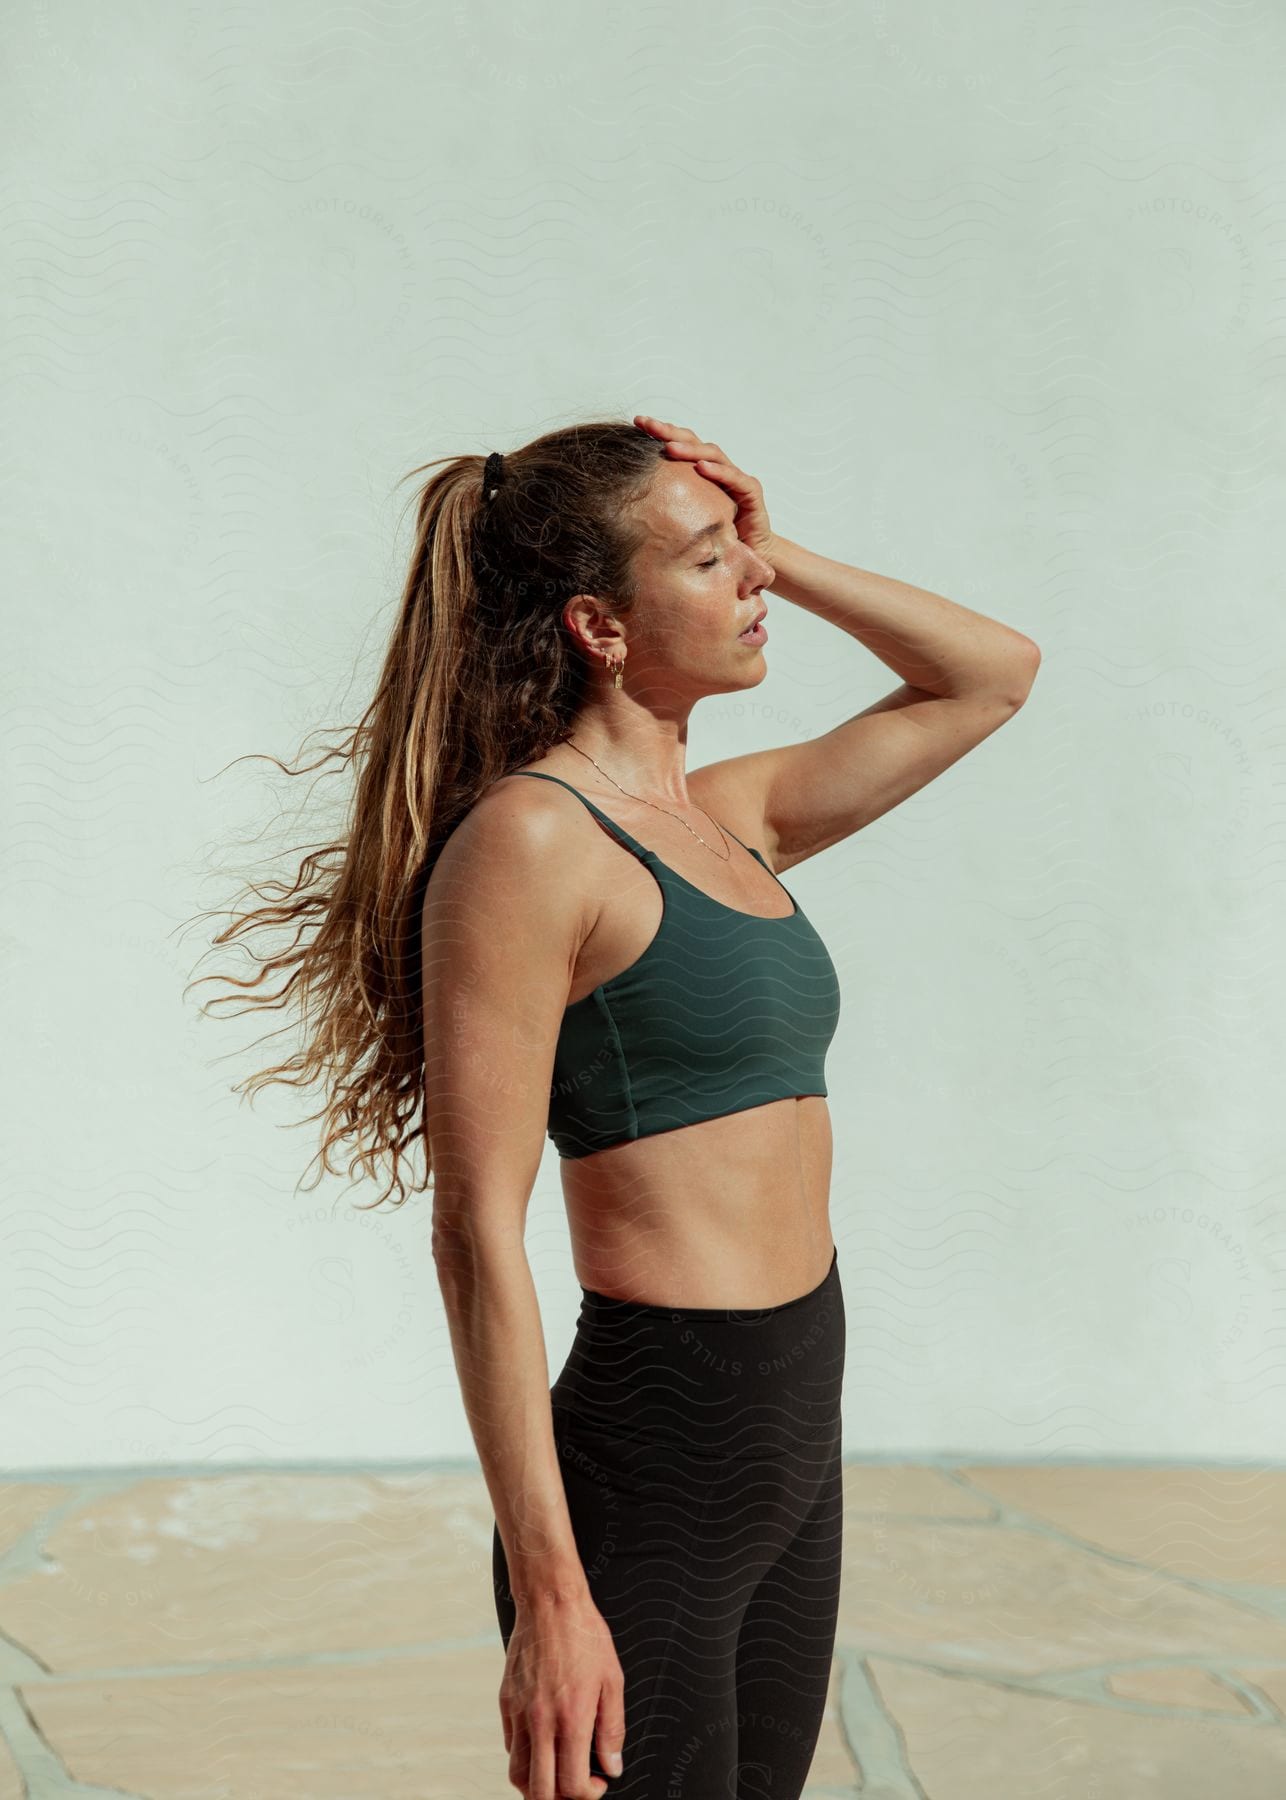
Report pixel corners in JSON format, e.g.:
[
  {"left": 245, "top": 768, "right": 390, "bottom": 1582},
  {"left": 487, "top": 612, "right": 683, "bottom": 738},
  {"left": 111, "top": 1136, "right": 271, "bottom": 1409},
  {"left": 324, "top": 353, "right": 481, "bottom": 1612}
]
[{"left": 561, "top": 704, "right": 695, "bottom": 802}]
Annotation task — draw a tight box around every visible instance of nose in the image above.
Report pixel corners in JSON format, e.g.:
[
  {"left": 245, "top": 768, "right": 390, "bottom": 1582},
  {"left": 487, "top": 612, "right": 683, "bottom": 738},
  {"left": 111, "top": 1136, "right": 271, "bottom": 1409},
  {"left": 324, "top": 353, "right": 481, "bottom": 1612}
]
[{"left": 744, "top": 543, "right": 775, "bottom": 589}]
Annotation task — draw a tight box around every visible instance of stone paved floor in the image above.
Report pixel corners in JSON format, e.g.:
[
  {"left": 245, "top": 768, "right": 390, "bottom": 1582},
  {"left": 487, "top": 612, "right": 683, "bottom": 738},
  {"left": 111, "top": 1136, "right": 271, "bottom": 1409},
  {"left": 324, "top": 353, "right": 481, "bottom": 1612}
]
[{"left": 1, "top": 1462, "right": 1284, "bottom": 1797}]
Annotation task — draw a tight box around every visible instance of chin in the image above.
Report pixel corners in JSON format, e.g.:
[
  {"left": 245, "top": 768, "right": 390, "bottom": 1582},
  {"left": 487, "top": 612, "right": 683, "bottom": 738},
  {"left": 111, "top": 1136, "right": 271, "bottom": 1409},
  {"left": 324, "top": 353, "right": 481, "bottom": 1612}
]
[{"left": 704, "top": 657, "right": 768, "bottom": 700}]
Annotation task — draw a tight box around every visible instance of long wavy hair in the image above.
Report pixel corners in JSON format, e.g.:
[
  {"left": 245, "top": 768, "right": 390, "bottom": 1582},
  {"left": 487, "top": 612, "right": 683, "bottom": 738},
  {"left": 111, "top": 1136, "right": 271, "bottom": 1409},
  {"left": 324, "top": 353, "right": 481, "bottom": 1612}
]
[{"left": 186, "top": 419, "right": 665, "bottom": 1209}]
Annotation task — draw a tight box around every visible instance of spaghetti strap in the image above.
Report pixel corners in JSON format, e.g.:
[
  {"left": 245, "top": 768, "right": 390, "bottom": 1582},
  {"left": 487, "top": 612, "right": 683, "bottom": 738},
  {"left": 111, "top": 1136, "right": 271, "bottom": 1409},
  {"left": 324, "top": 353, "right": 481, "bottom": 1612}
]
[
  {"left": 511, "top": 769, "right": 765, "bottom": 866},
  {"left": 507, "top": 769, "right": 653, "bottom": 862}
]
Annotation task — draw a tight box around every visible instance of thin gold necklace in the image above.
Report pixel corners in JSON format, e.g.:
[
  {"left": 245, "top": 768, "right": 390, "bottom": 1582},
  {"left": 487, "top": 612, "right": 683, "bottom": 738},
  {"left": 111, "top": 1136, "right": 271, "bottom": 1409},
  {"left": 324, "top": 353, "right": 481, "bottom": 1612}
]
[{"left": 564, "top": 740, "right": 733, "bottom": 862}]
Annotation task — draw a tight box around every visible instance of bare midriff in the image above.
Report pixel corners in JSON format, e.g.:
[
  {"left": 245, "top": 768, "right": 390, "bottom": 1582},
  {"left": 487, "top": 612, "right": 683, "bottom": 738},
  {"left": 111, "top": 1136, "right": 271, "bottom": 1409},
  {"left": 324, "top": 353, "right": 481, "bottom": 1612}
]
[{"left": 560, "top": 1095, "right": 834, "bottom": 1310}]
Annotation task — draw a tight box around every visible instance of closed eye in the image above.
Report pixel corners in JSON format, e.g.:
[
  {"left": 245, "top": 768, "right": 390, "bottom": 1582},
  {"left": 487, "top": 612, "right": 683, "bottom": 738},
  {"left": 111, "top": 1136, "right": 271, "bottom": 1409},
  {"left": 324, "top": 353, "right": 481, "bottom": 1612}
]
[{"left": 698, "top": 555, "right": 721, "bottom": 568}]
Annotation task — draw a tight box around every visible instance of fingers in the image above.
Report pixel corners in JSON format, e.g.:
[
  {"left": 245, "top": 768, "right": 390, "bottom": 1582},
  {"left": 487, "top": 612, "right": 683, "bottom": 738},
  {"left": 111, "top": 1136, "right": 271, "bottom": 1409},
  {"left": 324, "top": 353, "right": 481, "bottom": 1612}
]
[
  {"left": 663, "top": 435, "right": 726, "bottom": 463},
  {"left": 595, "top": 1672, "right": 627, "bottom": 1782},
  {"left": 633, "top": 417, "right": 771, "bottom": 547},
  {"left": 504, "top": 1714, "right": 528, "bottom": 1793},
  {"left": 527, "top": 1713, "right": 557, "bottom": 1800},
  {"left": 694, "top": 454, "right": 752, "bottom": 492},
  {"left": 634, "top": 414, "right": 724, "bottom": 460},
  {"left": 557, "top": 1723, "right": 608, "bottom": 1800},
  {"left": 555, "top": 1685, "right": 615, "bottom": 1799},
  {"left": 634, "top": 412, "right": 698, "bottom": 443}
]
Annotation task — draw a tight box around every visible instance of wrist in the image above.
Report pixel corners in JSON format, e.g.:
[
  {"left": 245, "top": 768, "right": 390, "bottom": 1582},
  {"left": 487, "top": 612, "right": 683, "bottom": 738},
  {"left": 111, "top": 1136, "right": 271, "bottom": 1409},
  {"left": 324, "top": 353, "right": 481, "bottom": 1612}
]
[
  {"left": 764, "top": 531, "right": 805, "bottom": 588},
  {"left": 509, "top": 1563, "right": 593, "bottom": 1613}
]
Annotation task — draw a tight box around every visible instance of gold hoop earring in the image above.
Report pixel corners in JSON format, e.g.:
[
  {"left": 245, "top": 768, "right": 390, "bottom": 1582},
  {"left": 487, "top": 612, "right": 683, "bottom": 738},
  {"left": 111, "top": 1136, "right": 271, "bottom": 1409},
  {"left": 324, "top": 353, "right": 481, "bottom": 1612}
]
[{"left": 605, "top": 652, "right": 624, "bottom": 690}]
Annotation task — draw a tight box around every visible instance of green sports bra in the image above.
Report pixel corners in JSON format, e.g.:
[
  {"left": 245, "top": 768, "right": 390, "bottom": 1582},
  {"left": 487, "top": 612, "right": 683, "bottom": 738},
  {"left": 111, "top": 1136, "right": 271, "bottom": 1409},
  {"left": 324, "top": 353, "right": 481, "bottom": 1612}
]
[{"left": 510, "top": 771, "right": 842, "bottom": 1159}]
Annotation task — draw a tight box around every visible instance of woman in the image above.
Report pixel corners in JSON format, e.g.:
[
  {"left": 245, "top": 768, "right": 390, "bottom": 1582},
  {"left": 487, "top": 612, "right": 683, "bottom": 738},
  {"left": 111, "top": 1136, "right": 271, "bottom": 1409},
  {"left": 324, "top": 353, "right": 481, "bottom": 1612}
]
[
  {"left": 196, "top": 414, "right": 1037, "bottom": 1799},
  {"left": 425, "top": 416, "right": 1039, "bottom": 1800}
]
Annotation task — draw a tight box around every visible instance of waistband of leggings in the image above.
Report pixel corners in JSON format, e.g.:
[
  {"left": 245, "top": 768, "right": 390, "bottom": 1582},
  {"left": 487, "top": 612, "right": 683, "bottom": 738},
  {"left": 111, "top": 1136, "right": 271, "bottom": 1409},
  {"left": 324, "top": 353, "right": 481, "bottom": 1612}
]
[{"left": 577, "top": 1243, "right": 838, "bottom": 1323}]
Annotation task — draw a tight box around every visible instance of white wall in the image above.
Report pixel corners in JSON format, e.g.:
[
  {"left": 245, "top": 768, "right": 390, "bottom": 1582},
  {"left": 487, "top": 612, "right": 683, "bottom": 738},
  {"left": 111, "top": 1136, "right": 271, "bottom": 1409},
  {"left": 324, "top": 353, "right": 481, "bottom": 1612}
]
[{"left": 7, "top": 0, "right": 1283, "bottom": 1472}]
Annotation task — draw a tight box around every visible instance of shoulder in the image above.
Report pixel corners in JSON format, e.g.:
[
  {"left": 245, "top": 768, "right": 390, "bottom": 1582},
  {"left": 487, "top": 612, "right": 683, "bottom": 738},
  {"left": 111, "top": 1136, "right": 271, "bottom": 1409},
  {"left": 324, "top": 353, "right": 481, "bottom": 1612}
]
[
  {"left": 422, "top": 774, "right": 594, "bottom": 935},
  {"left": 448, "top": 773, "right": 579, "bottom": 863}
]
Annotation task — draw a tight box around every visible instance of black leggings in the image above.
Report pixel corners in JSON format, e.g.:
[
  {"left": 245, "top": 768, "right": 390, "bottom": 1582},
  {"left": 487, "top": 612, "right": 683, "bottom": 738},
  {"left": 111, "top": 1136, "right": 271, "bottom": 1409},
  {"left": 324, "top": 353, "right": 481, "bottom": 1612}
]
[{"left": 493, "top": 1244, "right": 845, "bottom": 1800}]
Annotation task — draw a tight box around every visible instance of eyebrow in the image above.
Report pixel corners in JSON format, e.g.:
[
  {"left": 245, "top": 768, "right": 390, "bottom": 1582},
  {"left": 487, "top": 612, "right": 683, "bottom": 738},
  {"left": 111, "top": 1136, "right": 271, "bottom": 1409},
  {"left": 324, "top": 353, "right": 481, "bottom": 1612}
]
[{"left": 674, "top": 520, "right": 728, "bottom": 558}]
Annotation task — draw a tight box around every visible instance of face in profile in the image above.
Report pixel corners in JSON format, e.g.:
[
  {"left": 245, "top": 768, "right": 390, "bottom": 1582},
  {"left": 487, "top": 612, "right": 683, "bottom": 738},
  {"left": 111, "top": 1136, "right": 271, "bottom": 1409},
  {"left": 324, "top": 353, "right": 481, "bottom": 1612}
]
[{"left": 595, "top": 459, "right": 777, "bottom": 701}]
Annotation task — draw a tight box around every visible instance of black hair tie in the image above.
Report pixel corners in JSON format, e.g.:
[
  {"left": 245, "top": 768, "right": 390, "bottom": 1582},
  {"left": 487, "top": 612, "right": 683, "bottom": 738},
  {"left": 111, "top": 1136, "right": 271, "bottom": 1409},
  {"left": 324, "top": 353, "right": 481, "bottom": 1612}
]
[{"left": 482, "top": 451, "right": 505, "bottom": 497}]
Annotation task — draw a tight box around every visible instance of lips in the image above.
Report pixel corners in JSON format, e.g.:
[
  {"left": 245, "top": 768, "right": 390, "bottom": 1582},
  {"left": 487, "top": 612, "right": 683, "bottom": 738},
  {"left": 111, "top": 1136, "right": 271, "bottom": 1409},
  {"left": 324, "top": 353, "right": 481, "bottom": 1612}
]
[
  {"left": 738, "top": 612, "right": 768, "bottom": 645},
  {"left": 739, "top": 608, "right": 767, "bottom": 637}
]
